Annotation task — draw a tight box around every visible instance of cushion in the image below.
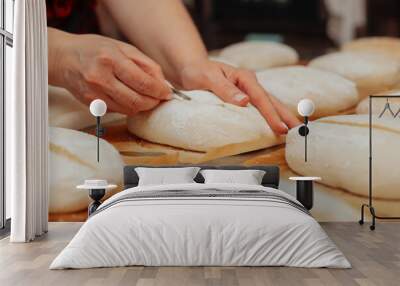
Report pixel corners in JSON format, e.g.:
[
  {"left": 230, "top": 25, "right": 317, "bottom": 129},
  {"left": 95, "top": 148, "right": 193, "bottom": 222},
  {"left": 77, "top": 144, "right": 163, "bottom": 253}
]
[
  {"left": 200, "top": 169, "right": 266, "bottom": 185},
  {"left": 135, "top": 167, "right": 200, "bottom": 186}
]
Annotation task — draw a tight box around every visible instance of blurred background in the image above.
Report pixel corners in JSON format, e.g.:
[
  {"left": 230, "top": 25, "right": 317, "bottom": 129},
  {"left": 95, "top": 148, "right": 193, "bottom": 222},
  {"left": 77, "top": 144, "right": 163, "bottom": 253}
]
[
  {"left": 41, "top": 0, "right": 400, "bottom": 222},
  {"left": 184, "top": 0, "right": 399, "bottom": 58}
]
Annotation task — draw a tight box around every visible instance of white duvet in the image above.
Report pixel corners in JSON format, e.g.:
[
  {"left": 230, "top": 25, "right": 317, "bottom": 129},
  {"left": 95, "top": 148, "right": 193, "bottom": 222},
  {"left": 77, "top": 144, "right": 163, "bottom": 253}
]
[{"left": 50, "top": 183, "right": 350, "bottom": 269}]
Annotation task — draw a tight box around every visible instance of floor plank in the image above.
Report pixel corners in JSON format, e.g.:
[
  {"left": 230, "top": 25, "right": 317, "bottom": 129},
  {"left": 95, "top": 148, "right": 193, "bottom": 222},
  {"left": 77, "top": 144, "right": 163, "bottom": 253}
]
[{"left": 0, "top": 222, "right": 399, "bottom": 286}]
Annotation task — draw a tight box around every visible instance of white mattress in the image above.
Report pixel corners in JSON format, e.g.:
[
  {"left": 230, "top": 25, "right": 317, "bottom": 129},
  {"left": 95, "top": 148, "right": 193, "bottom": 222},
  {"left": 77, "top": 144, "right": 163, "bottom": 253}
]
[{"left": 50, "top": 183, "right": 350, "bottom": 269}]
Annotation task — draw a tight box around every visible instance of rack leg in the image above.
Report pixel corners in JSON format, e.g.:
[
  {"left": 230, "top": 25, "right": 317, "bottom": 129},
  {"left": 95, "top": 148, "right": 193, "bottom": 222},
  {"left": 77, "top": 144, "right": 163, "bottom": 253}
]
[
  {"left": 359, "top": 204, "right": 376, "bottom": 230},
  {"left": 369, "top": 206, "right": 376, "bottom": 231},
  {"left": 359, "top": 204, "right": 366, "bottom": 225}
]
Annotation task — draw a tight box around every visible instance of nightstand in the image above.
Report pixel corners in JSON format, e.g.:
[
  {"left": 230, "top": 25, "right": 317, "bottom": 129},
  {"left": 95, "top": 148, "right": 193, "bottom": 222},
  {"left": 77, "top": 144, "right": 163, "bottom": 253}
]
[
  {"left": 77, "top": 180, "right": 117, "bottom": 216},
  {"left": 289, "top": 177, "right": 321, "bottom": 210}
]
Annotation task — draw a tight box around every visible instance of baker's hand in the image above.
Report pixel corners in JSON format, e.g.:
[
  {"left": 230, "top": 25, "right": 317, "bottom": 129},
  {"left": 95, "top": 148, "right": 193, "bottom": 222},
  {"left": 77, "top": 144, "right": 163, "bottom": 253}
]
[
  {"left": 177, "top": 60, "right": 301, "bottom": 135},
  {"left": 48, "top": 28, "right": 171, "bottom": 116}
]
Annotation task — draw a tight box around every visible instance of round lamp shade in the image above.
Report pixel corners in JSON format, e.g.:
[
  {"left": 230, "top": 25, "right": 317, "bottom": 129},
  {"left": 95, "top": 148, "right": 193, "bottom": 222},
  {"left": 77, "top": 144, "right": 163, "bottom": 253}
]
[
  {"left": 297, "top": 99, "right": 315, "bottom": 117},
  {"left": 90, "top": 99, "right": 107, "bottom": 117}
]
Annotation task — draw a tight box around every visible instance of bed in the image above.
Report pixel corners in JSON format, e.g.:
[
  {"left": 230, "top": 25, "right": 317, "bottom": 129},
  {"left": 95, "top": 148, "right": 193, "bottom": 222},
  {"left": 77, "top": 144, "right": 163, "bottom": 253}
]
[{"left": 50, "top": 165, "right": 350, "bottom": 269}]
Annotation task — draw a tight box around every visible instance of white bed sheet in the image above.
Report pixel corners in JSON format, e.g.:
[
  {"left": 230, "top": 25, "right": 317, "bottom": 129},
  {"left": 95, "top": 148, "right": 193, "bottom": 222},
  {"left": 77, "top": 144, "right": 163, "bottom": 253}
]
[{"left": 50, "top": 183, "right": 350, "bottom": 269}]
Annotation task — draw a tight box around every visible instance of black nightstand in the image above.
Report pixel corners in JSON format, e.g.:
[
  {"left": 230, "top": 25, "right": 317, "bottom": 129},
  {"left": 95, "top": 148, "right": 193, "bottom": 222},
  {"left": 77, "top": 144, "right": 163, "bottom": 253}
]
[
  {"left": 289, "top": 177, "right": 321, "bottom": 210},
  {"left": 87, "top": 189, "right": 106, "bottom": 216},
  {"left": 76, "top": 180, "right": 117, "bottom": 216}
]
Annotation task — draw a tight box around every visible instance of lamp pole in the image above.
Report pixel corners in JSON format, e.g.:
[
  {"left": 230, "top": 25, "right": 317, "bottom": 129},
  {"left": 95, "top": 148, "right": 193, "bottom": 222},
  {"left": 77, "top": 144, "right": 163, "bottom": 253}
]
[{"left": 96, "top": 117, "right": 100, "bottom": 162}]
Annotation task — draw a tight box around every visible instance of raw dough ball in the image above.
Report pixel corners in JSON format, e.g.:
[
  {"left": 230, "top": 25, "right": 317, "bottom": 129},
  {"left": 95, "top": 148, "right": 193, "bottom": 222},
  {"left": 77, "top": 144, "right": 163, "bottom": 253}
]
[
  {"left": 356, "top": 89, "right": 400, "bottom": 115},
  {"left": 219, "top": 41, "right": 299, "bottom": 70},
  {"left": 285, "top": 115, "right": 400, "bottom": 199},
  {"left": 342, "top": 37, "right": 400, "bottom": 62},
  {"left": 256, "top": 66, "right": 359, "bottom": 118},
  {"left": 49, "top": 86, "right": 125, "bottom": 130},
  {"left": 309, "top": 52, "right": 400, "bottom": 98},
  {"left": 208, "top": 56, "right": 238, "bottom": 67},
  {"left": 49, "top": 127, "right": 124, "bottom": 213},
  {"left": 127, "top": 90, "right": 283, "bottom": 152}
]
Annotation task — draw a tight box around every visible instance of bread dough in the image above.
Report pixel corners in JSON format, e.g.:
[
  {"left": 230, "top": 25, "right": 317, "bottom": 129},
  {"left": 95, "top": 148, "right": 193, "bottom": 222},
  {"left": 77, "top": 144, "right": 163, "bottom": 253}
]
[
  {"left": 342, "top": 37, "right": 400, "bottom": 62},
  {"left": 49, "top": 127, "right": 124, "bottom": 213},
  {"left": 256, "top": 66, "right": 359, "bottom": 118},
  {"left": 49, "top": 85, "right": 125, "bottom": 130},
  {"left": 219, "top": 41, "right": 299, "bottom": 70},
  {"left": 208, "top": 56, "right": 238, "bottom": 67},
  {"left": 127, "top": 90, "right": 284, "bottom": 152},
  {"left": 285, "top": 114, "right": 400, "bottom": 199},
  {"left": 356, "top": 89, "right": 400, "bottom": 115},
  {"left": 309, "top": 52, "right": 400, "bottom": 98}
]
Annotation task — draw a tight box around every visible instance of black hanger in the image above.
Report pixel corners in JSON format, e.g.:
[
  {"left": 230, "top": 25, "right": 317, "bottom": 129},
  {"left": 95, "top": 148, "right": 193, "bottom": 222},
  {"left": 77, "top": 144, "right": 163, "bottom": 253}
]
[
  {"left": 394, "top": 106, "right": 400, "bottom": 118},
  {"left": 378, "top": 98, "right": 396, "bottom": 118}
]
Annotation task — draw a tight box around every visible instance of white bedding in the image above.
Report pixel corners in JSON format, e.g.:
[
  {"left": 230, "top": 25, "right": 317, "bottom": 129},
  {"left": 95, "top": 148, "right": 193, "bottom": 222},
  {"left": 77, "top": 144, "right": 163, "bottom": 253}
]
[{"left": 50, "top": 183, "right": 350, "bottom": 269}]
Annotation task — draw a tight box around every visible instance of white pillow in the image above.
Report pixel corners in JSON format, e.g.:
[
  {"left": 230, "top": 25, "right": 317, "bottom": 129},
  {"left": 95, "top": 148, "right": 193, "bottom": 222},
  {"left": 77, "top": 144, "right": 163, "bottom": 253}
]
[
  {"left": 200, "top": 169, "right": 266, "bottom": 185},
  {"left": 135, "top": 167, "right": 200, "bottom": 186}
]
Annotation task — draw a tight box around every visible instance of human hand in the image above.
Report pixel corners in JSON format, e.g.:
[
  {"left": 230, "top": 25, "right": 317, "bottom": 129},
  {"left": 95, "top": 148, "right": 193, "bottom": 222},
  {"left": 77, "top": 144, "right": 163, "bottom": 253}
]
[
  {"left": 176, "top": 60, "right": 301, "bottom": 135},
  {"left": 48, "top": 28, "right": 171, "bottom": 116}
]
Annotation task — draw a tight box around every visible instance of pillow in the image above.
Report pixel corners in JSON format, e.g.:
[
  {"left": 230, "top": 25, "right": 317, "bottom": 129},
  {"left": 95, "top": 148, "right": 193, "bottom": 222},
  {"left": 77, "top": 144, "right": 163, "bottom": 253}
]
[
  {"left": 200, "top": 169, "right": 266, "bottom": 185},
  {"left": 135, "top": 167, "right": 200, "bottom": 186}
]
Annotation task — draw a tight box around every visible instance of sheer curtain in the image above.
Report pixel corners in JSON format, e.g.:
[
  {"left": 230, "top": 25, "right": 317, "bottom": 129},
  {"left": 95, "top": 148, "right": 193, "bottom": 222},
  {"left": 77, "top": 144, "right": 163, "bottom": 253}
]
[{"left": 7, "top": 0, "right": 49, "bottom": 242}]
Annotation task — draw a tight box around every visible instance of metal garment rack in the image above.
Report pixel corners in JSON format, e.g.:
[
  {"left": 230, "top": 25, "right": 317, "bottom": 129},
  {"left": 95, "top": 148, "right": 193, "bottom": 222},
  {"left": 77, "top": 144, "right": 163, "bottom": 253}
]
[{"left": 359, "top": 95, "right": 400, "bottom": 230}]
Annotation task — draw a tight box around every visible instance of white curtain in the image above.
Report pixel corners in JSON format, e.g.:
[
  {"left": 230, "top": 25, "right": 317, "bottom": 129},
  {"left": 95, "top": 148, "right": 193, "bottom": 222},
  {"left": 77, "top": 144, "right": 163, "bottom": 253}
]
[{"left": 7, "top": 0, "right": 49, "bottom": 242}]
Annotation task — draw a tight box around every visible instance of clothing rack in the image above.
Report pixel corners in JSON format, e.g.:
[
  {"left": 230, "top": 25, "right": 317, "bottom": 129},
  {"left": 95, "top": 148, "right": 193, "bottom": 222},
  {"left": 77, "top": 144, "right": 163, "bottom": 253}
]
[{"left": 359, "top": 95, "right": 400, "bottom": 230}]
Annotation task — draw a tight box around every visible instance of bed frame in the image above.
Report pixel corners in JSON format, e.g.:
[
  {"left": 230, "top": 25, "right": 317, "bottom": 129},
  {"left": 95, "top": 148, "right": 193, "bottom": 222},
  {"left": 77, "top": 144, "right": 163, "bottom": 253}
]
[{"left": 123, "top": 165, "right": 280, "bottom": 189}]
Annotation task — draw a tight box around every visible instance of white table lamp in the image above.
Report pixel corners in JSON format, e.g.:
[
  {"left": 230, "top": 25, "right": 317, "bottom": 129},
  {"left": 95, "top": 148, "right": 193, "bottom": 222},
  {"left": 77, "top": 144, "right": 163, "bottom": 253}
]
[
  {"left": 297, "top": 99, "right": 315, "bottom": 162},
  {"left": 89, "top": 99, "right": 107, "bottom": 162}
]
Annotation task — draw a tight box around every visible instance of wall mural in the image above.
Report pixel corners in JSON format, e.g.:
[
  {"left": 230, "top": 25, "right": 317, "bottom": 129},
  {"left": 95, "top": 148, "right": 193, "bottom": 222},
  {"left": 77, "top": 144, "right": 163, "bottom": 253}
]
[{"left": 48, "top": 38, "right": 400, "bottom": 222}]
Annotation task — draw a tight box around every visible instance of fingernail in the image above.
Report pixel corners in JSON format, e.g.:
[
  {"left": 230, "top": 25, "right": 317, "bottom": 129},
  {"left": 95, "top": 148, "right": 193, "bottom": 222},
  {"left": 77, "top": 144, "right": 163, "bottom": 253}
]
[
  {"left": 233, "top": 93, "right": 247, "bottom": 103},
  {"left": 165, "top": 93, "right": 173, "bottom": 100},
  {"left": 281, "top": 122, "right": 289, "bottom": 133}
]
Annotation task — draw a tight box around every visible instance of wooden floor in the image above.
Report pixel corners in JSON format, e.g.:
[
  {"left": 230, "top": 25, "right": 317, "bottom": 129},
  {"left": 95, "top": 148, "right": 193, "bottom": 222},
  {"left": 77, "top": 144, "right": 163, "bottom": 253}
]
[{"left": 0, "top": 222, "right": 399, "bottom": 286}]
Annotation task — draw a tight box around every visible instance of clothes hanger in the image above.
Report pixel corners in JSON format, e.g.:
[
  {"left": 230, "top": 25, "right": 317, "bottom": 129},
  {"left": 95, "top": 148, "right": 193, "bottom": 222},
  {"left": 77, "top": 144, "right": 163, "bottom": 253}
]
[
  {"left": 378, "top": 98, "right": 395, "bottom": 118},
  {"left": 393, "top": 106, "right": 400, "bottom": 118}
]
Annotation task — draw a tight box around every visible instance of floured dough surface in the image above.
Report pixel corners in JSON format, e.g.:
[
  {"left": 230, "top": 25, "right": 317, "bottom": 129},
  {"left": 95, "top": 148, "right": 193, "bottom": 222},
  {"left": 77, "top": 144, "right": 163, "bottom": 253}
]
[
  {"left": 256, "top": 66, "right": 359, "bottom": 117},
  {"left": 286, "top": 114, "right": 400, "bottom": 199},
  {"left": 219, "top": 41, "right": 299, "bottom": 70},
  {"left": 49, "top": 86, "right": 125, "bottom": 130},
  {"left": 309, "top": 52, "right": 400, "bottom": 92},
  {"left": 356, "top": 89, "right": 400, "bottom": 115},
  {"left": 342, "top": 37, "right": 400, "bottom": 62},
  {"left": 127, "top": 90, "right": 283, "bottom": 152}
]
